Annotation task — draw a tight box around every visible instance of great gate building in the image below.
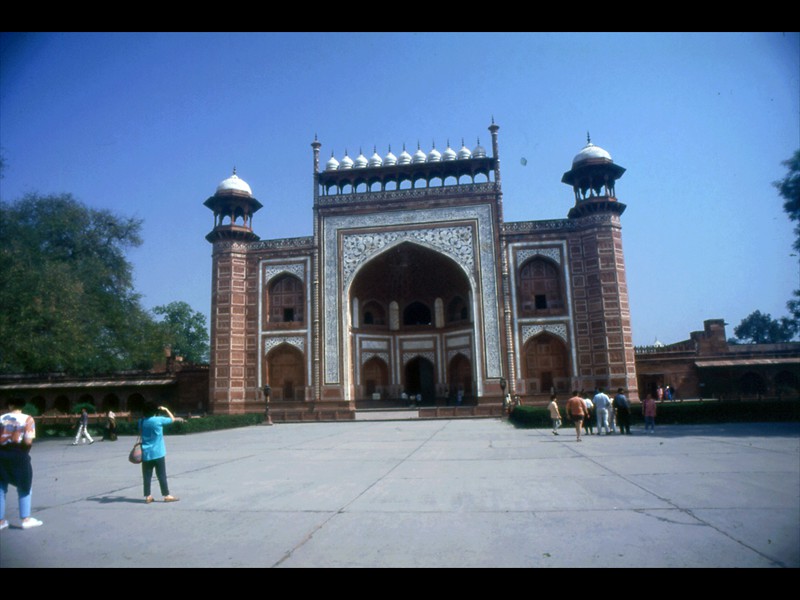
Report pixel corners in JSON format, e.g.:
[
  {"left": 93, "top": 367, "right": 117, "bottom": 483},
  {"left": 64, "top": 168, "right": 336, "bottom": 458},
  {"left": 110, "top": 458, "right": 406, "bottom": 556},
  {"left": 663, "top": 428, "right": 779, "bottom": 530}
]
[{"left": 205, "top": 122, "right": 639, "bottom": 420}]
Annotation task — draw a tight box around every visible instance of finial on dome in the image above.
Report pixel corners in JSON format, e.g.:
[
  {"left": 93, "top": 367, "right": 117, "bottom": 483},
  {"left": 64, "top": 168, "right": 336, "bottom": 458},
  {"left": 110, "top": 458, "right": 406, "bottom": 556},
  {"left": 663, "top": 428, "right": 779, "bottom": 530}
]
[
  {"left": 587, "top": 131, "right": 591, "bottom": 144},
  {"left": 232, "top": 166, "right": 237, "bottom": 176}
]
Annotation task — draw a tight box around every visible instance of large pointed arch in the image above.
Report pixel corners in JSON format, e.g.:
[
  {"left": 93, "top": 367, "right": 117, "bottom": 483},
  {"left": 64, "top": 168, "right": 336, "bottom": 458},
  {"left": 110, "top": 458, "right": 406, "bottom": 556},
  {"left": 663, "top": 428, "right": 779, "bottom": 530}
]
[{"left": 348, "top": 241, "right": 476, "bottom": 405}]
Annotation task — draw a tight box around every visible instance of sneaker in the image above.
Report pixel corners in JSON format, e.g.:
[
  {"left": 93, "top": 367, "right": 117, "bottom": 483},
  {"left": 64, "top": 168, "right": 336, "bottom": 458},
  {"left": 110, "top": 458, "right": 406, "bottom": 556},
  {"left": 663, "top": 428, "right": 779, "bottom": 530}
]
[
  {"left": 21, "top": 517, "right": 43, "bottom": 529},
  {"left": 89, "top": 440, "right": 95, "bottom": 445},
  {"left": 0, "top": 520, "right": 8, "bottom": 531},
  {"left": 163, "top": 496, "right": 180, "bottom": 503}
]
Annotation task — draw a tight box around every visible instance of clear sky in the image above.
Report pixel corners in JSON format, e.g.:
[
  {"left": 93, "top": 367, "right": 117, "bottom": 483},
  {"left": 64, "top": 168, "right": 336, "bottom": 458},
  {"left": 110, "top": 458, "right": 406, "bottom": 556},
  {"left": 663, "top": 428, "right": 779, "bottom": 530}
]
[{"left": 1, "top": 32, "right": 798, "bottom": 347}]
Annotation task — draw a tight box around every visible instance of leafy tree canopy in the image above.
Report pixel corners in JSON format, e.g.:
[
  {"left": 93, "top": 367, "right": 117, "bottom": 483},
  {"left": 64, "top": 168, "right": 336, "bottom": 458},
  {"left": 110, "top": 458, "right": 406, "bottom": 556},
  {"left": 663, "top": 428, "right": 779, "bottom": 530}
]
[
  {"left": 732, "top": 310, "right": 797, "bottom": 344},
  {"left": 0, "top": 193, "right": 163, "bottom": 374},
  {"left": 775, "top": 149, "right": 800, "bottom": 253},
  {"left": 153, "top": 301, "right": 210, "bottom": 364}
]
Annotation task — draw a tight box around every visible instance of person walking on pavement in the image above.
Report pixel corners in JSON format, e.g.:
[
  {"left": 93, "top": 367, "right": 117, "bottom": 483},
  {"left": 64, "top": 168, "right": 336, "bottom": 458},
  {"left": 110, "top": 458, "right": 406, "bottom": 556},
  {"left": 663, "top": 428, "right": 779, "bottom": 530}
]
[
  {"left": 566, "top": 391, "right": 588, "bottom": 442},
  {"left": 582, "top": 391, "right": 594, "bottom": 435},
  {"left": 593, "top": 388, "right": 612, "bottom": 435},
  {"left": 614, "top": 388, "right": 631, "bottom": 435},
  {"left": 72, "top": 408, "right": 94, "bottom": 445},
  {"left": 608, "top": 393, "right": 618, "bottom": 433},
  {"left": 547, "top": 394, "right": 562, "bottom": 435},
  {"left": 642, "top": 394, "right": 657, "bottom": 433}
]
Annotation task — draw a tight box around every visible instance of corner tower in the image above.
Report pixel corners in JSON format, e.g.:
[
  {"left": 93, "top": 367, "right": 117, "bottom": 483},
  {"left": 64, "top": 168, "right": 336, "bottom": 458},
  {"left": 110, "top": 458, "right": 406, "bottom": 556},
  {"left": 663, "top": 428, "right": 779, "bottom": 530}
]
[
  {"left": 206, "top": 171, "right": 263, "bottom": 413},
  {"left": 562, "top": 137, "right": 638, "bottom": 400}
]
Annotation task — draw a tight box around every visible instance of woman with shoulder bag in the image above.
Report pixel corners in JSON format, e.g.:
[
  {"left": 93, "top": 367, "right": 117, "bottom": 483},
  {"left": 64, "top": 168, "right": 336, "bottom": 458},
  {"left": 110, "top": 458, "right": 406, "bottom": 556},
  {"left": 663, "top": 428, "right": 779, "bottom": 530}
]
[{"left": 138, "top": 401, "right": 181, "bottom": 504}]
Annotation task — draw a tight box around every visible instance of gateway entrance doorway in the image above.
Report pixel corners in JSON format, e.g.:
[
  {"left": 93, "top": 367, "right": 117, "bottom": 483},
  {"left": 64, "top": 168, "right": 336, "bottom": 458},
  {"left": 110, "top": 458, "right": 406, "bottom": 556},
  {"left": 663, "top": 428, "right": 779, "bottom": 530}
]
[{"left": 405, "top": 356, "right": 435, "bottom": 404}]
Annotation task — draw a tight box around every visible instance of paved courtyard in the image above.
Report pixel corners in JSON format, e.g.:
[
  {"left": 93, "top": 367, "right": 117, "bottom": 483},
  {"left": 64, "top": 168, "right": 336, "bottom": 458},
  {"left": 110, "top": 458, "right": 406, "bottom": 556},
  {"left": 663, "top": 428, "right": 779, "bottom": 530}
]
[{"left": 1, "top": 418, "right": 798, "bottom": 568}]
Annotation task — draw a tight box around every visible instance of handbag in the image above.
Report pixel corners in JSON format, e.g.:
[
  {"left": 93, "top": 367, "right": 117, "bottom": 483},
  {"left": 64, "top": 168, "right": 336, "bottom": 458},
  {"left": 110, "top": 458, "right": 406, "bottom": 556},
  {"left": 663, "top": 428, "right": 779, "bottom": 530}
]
[{"left": 128, "top": 437, "right": 142, "bottom": 464}]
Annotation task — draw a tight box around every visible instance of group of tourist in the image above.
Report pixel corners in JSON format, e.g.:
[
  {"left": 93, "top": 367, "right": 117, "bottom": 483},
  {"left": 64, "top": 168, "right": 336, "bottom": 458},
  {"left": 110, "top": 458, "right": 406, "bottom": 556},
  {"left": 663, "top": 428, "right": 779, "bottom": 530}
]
[
  {"left": 1, "top": 398, "right": 181, "bottom": 532},
  {"left": 548, "top": 388, "right": 658, "bottom": 442}
]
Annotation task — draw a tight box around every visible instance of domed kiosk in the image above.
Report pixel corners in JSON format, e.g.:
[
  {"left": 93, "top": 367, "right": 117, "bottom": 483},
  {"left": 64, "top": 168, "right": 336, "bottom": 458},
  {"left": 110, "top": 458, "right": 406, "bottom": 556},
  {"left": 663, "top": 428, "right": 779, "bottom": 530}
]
[
  {"left": 561, "top": 134, "right": 627, "bottom": 219},
  {"left": 204, "top": 169, "right": 262, "bottom": 242}
]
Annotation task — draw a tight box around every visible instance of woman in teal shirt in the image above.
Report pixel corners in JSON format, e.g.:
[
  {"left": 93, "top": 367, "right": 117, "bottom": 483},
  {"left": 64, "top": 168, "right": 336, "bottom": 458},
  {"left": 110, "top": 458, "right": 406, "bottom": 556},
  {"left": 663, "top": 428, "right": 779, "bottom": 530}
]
[{"left": 139, "top": 401, "right": 180, "bottom": 503}]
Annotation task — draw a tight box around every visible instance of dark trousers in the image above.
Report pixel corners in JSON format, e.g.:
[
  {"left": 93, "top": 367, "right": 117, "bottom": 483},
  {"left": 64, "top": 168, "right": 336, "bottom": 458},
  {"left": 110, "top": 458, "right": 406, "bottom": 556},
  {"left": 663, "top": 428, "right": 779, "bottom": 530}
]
[
  {"left": 0, "top": 447, "right": 33, "bottom": 495},
  {"left": 142, "top": 456, "right": 169, "bottom": 497},
  {"left": 617, "top": 408, "right": 631, "bottom": 434},
  {"left": 584, "top": 412, "right": 594, "bottom": 433}
]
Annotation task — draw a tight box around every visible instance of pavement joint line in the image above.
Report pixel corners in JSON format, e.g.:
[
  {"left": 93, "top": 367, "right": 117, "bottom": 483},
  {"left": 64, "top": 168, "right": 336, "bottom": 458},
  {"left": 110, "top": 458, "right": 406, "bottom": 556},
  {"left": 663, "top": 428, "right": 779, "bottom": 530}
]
[
  {"left": 561, "top": 433, "right": 794, "bottom": 569},
  {"left": 270, "top": 419, "right": 452, "bottom": 568}
]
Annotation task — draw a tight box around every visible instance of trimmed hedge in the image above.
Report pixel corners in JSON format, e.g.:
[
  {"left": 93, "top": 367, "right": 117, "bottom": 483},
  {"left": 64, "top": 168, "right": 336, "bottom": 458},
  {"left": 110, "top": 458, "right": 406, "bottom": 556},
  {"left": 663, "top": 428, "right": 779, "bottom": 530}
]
[{"left": 509, "top": 399, "right": 800, "bottom": 428}]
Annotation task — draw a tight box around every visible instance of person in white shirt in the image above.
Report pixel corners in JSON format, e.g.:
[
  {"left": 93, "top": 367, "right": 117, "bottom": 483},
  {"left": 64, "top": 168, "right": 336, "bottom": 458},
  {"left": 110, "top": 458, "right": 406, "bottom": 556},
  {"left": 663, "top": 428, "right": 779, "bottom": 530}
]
[
  {"left": 0, "top": 399, "right": 44, "bottom": 530},
  {"left": 593, "top": 388, "right": 612, "bottom": 435}
]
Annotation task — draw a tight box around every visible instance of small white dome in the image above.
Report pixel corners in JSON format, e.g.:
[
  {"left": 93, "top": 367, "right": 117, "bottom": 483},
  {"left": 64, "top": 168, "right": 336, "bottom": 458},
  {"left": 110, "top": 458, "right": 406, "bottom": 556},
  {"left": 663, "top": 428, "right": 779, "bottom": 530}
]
[
  {"left": 427, "top": 145, "right": 441, "bottom": 162},
  {"left": 472, "top": 139, "right": 486, "bottom": 158},
  {"left": 354, "top": 150, "right": 368, "bottom": 169},
  {"left": 325, "top": 153, "right": 340, "bottom": 171},
  {"left": 572, "top": 142, "right": 612, "bottom": 166},
  {"left": 216, "top": 171, "right": 252, "bottom": 195},
  {"left": 412, "top": 145, "right": 427, "bottom": 164},
  {"left": 368, "top": 148, "right": 383, "bottom": 168},
  {"left": 458, "top": 140, "right": 472, "bottom": 160},
  {"left": 397, "top": 146, "right": 412, "bottom": 165},
  {"left": 442, "top": 143, "right": 457, "bottom": 161},
  {"left": 339, "top": 152, "right": 354, "bottom": 170},
  {"left": 384, "top": 146, "right": 397, "bottom": 166}
]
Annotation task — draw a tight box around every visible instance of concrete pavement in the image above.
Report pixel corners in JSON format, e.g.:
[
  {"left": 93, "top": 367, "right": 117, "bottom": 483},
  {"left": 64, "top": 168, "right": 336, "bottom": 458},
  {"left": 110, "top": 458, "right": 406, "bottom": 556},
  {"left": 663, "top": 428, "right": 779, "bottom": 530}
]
[{"left": 1, "top": 418, "right": 798, "bottom": 568}]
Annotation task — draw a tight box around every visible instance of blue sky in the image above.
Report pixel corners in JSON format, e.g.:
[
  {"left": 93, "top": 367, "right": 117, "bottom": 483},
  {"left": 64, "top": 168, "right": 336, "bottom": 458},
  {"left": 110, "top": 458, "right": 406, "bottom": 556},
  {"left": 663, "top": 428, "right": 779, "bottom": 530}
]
[{"left": 1, "top": 32, "right": 798, "bottom": 347}]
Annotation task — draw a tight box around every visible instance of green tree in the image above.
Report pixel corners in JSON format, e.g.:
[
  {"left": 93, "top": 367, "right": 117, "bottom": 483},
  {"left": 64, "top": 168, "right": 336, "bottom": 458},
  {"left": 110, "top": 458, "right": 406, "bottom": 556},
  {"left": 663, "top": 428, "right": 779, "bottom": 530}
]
[
  {"left": 0, "top": 193, "right": 164, "bottom": 374},
  {"left": 153, "top": 301, "right": 210, "bottom": 364},
  {"left": 773, "top": 150, "right": 800, "bottom": 338},
  {"left": 733, "top": 310, "right": 797, "bottom": 344},
  {"left": 775, "top": 149, "right": 800, "bottom": 253}
]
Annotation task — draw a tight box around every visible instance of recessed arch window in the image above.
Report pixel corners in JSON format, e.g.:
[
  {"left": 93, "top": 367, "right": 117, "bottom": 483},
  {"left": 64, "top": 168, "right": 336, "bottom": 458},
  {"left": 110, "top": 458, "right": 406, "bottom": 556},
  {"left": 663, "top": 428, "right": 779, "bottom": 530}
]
[
  {"left": 362, "top": 356, "right": 389, "bottom": 398},
  {"left": 361, "top": 300, "right": 386, "bottom": 327},
  {"left": 268, "top": 274, "right": 304, "bottom": 324},
  {"left": 266, "top": 344, "right": 305, "bottom": 401},
  {"left": 519, "top": 257, "right": 564, "bottom": 315},
  {"left": 403, "top": 301, "right": 432, "bottom": 326},
  {"left": 447, "top": 296, "right": 469, "bottom": 323},
  {"left": 523, "top": 333, "right": 570, "bottom": 393}
]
